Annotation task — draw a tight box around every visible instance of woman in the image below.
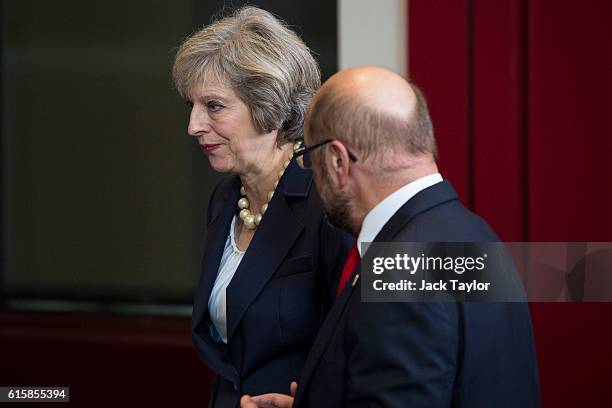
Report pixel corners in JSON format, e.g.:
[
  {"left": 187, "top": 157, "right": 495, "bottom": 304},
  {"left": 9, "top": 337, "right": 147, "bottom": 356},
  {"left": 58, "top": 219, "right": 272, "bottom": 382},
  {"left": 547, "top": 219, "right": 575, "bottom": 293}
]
[{"left": 172, "top": 7, "right": 351, "bottom": 408}]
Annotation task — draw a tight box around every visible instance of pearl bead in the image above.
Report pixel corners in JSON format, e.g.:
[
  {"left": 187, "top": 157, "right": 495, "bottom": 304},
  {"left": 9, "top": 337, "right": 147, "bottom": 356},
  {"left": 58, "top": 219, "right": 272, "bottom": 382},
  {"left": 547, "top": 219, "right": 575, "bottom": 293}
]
[
  {"left": 293, "top": 141, "right": 302, "bottom": 151},
  {"left": 238, "top": 197, "right": 249, "bottom": 209},
  {"left": 244, "top": 215, "right": 256, "bottom": 230},
  {"left": 236, "top": 148, "right": 292, "bottom": 229}
]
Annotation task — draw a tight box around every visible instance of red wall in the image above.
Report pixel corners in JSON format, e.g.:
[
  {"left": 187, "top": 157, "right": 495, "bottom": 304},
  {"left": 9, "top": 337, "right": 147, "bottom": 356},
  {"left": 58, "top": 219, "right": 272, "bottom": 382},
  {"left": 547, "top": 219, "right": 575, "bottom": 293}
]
[{"left": 409, "top": 0, "right": 612, "bottom": 406}]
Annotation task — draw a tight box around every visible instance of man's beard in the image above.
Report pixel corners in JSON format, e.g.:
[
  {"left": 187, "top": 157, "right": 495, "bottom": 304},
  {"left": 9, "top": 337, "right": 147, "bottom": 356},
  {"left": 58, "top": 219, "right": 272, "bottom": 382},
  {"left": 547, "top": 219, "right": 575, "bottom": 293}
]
[{"left": 318, "top": 166, "right": 355, "bottom": 235}]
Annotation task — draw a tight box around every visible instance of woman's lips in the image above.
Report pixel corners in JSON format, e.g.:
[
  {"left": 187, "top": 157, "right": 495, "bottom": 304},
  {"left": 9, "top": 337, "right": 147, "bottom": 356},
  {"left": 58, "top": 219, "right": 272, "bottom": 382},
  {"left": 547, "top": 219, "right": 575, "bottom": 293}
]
[{"left": 200, "top": 143, "right": 221, "bottom": 153}]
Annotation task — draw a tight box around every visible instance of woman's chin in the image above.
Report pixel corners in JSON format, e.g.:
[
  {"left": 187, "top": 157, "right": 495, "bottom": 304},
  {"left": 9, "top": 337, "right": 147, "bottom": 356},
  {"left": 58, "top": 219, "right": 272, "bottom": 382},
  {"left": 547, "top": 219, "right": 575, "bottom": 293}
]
[{"left": 207, "top": 157, "right": 234, "bottom": 174}]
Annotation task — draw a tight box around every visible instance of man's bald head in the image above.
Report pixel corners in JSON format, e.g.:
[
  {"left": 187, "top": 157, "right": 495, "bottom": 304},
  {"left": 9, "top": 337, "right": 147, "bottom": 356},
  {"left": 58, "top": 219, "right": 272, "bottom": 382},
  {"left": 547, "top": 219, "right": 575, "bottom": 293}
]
[
  {"left": 320, "top": 66, "right": 418, "bottom": 119},
  {"left": 306, "top": 66, "right": 437, "bottom": 169}
]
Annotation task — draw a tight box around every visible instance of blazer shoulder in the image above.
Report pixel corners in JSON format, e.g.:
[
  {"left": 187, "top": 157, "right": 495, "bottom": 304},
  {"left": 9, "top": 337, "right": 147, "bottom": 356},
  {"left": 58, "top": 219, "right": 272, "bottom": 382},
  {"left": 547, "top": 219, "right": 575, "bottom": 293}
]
[{"left": 400, "top": 200, "right": 499, "bottom": 242}]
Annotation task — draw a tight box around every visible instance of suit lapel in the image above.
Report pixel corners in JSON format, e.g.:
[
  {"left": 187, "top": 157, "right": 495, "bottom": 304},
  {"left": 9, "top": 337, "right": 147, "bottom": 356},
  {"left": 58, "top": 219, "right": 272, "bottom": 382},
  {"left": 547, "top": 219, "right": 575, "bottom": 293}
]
[
  {"left": 373, "top": 180, "right": 458, "bottom": 242},
  {"left": 192, "top": 178, "right": 241, "bottom": 331},
  {"left": 295, "top": 180, "right": 459, "bottom": 405},
  {"left": 225, "top": 161, "right": 311, "bottom": 341},
  {"left": 190, "top": 178, "right": 241, "bottom": 382}
]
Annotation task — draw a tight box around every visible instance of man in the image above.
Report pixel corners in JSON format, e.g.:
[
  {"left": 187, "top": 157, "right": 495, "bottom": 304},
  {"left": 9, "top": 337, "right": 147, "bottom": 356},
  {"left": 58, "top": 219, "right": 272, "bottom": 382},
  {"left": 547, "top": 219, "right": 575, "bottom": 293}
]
[{"left": 242, "top": 66, "right": 540, "bottom": 407}]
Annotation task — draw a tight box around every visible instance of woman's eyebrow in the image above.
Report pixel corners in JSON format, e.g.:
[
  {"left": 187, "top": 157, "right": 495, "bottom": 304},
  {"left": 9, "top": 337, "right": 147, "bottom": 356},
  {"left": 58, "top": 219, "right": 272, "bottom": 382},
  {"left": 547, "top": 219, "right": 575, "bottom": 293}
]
[{"left": 198, "top": 93, "right": 229, "bottom": 102}]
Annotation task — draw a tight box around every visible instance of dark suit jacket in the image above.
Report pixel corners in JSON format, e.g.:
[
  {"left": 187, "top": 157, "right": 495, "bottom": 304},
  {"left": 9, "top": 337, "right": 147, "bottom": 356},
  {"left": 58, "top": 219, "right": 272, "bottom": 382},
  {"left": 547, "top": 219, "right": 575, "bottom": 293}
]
[
  {"left": 294, "top": 180, "right": 541, "bottom": 408},
  {"left": 191, "top": 161, "right": 352, "bottom": 408}
]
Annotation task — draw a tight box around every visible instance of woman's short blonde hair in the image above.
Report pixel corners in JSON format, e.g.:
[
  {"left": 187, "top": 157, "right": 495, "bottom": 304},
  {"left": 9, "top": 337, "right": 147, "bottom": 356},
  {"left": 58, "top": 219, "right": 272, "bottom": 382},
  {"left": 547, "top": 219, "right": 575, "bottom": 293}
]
[{"left": 172, "top": 6, "right": 321, "bottom": 145}]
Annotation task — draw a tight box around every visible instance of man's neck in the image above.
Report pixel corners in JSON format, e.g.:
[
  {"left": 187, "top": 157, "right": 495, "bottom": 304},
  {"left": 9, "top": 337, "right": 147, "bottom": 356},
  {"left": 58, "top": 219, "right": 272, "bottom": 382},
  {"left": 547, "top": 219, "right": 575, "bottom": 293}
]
[{"left": 356, "top": 166, "right": 439, "bottom": 222}]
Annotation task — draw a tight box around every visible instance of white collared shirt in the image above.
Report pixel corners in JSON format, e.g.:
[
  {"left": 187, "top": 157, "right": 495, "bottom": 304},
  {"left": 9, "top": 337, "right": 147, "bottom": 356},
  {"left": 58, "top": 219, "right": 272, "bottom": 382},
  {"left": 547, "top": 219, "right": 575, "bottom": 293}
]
[
  {"left": 357, "top": 173, "right": 443, "bottom": 256},
  {"left": 208, "top": 215, "right": 245, "bottom": 343}
]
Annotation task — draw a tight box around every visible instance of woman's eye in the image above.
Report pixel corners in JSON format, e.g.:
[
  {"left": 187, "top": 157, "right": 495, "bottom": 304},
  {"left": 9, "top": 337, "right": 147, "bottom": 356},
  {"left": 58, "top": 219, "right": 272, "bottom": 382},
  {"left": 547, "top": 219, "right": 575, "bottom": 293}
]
[{"left": 207, "top": 101, "right": 224, "bottom": 112}]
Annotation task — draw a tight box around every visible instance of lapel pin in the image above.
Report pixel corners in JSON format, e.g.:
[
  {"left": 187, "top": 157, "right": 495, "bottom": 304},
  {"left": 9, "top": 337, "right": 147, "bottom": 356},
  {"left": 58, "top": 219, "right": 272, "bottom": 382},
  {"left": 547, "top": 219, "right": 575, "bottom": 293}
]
[{"left": 352, "top": 274, "right": 360, "bottom": 287}]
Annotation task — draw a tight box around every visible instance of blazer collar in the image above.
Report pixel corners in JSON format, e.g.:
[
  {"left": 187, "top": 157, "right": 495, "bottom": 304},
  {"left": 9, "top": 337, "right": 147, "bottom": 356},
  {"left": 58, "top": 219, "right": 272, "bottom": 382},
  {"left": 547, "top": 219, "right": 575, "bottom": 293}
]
[
  {"left": 281, "top": 158, "right": 313, "bottom": 197},
  {"left": 294, "top": 180, "right": 459, "bottom": 405},
  {"left": 373, "top": 179, "right": 458, "bottom": 242}
]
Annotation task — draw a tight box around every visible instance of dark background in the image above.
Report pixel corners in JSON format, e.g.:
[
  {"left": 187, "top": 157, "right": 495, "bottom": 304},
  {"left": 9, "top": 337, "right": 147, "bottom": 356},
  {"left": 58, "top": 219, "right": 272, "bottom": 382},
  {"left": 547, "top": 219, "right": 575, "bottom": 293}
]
[
  {"left": 1, "top": 0, "right": 336, "bottom": 307},
  {"left": 1, "top": 0, "right": 336, "bottom": 406}
]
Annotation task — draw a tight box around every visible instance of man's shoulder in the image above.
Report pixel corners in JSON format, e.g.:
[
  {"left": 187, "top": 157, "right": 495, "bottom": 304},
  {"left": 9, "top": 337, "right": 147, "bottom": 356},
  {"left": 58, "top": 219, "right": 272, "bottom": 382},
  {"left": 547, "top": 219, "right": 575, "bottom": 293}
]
[{"left": 394, "top": 199, "right": 499, "bottom": 242}]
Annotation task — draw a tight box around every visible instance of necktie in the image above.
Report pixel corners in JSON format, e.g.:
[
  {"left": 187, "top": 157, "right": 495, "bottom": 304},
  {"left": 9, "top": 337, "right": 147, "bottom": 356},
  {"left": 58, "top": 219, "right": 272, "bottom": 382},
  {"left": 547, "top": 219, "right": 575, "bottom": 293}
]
[{"left": 336, "top": 243, "right": 360, "bottom": 297}]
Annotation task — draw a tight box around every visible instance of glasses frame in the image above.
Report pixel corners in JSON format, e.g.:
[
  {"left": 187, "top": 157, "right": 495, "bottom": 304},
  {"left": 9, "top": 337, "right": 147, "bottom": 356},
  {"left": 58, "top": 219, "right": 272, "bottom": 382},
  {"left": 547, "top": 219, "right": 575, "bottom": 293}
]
[{"left": 294, "top": 139, "right": 358, "bottom": 169}]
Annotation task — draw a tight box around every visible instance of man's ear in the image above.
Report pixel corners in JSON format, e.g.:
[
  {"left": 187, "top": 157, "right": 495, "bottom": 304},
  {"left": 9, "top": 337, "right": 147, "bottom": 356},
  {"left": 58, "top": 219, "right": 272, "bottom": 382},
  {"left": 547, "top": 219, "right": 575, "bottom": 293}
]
[{"left": 325, "top": 140, "right": 351, "bottom": 186}]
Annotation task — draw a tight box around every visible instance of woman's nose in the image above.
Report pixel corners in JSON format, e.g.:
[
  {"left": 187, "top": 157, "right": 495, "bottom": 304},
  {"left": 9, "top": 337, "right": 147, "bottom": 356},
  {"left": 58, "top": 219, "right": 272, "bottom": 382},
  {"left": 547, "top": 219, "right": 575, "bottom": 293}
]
[{"left": 187, "top": 106, "right": 212, "bottom": 137}]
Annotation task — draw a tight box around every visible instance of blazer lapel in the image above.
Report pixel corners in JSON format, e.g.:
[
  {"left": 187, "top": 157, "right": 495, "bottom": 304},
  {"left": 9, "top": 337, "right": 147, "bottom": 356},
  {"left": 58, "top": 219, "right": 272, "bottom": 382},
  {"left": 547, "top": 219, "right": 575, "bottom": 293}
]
[
  {"left": 190, "top": 178, "right": 242, "bottom": 382},
  {"left": 192, "top": 178, "right": 241, "bottom": 331},
  {"left": 374, "top": 180, "right": 458, "bottom": 242},
  {"left": 225, "top": 161, "right": 311, "bottom": 342},
  {"left": 295, "top": 180, "right": 460, "bottom": 404}
]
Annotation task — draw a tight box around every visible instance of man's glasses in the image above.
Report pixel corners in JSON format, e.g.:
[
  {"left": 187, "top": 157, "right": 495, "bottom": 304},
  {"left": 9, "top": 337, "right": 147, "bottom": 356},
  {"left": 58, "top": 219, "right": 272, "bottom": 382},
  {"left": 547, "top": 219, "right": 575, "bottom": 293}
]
[{"left": 294, "top": 139, "right": 358, "bottom": 169}]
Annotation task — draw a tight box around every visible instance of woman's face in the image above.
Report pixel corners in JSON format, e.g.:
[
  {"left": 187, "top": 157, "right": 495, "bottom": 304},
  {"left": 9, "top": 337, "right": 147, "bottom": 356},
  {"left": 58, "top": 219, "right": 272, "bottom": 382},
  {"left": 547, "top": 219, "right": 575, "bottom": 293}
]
[{"left": 187, "top": 82, "right": 277, "bottom": 175}]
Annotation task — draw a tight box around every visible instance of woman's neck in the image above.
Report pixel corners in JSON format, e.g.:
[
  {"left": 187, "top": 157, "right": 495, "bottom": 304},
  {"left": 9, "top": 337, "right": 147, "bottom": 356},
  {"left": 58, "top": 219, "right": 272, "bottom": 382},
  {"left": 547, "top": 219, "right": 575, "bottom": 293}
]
[{"left": 239, "top": 143, "right": 293, "bottom": 213}]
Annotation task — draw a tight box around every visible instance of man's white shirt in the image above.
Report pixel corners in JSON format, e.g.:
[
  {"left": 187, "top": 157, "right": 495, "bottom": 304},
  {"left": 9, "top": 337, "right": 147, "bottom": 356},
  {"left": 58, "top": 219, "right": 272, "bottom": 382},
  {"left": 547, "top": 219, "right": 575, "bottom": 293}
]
[{"left": 357, "top": 173, "right": 443, "bottom": 256}]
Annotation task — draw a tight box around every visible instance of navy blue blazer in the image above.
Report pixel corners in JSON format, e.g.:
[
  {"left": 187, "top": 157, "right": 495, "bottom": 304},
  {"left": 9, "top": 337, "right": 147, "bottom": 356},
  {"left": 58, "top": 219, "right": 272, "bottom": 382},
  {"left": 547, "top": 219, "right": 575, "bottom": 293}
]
[
  {"left": 191, "top": 161, "right": 352, "bottom": 407},
  {"left": 294, "top": 180, "right": 541, "bottom": 407}
]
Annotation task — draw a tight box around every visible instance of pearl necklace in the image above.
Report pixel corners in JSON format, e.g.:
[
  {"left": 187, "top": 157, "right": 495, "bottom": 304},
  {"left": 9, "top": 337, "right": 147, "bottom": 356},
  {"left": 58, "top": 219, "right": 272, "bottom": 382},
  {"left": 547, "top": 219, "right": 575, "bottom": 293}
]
[{"left": 238, "top": 142, "right": 302, "bottom": 230}]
